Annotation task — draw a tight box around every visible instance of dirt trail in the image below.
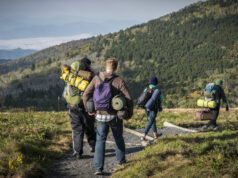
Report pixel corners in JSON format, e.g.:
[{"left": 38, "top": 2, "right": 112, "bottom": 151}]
[{"left": 45, "top": 126, "right": 191, "bottom": 178}]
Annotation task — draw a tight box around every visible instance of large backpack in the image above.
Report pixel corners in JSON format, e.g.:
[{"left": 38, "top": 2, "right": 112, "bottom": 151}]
[
  {"left": 62, "top": 61, "right": 87, "bottom": 105},
  {"left": 137, "top": 87, "right": 154, "bottom": 108},
  {"left": 63, "top": 83, "right": 82, "bottom": 105},
  {"left": 93, "top": 74, "right": 117, "bottom": 111},
  {"left": 204, "top": 83, "right": 219, "bottom": 101}
]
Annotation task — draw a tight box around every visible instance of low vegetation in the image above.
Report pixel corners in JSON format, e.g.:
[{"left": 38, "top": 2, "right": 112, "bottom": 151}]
[
  {"left": 114, "top": 109, "right": 238, "bottom": 178},
  {"left": 0, "top": 111, "right": 71, "bottom": 177}
]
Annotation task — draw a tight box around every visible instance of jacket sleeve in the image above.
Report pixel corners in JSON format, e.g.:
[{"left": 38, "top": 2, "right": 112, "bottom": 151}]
[
  {"left": 118, "top": 79, "right": 134, "bottom": 118},
  {"left": 82, "top": 76, "right": 96, "bottom": 111}
]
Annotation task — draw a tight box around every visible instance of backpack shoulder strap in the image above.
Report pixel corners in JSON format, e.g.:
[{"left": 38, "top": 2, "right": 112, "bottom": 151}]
[
  {"left": 96, "top": 73, "right": 103, "bottom": 84},
  {"left": 108, "top": 74, "right": 118, "bottom": 84}
]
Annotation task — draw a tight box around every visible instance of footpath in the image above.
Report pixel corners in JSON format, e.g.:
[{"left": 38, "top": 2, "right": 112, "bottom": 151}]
[{"left": 46, "top": 126, "right": 191, "bottom": 178}]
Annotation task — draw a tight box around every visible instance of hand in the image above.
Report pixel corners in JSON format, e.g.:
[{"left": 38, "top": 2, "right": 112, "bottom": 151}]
[
  {"left": 88, "top": 112, "right": 95, "bottom": 116},
  {"left": 226, "top": 105, "right": 229, "bottom": 112}
]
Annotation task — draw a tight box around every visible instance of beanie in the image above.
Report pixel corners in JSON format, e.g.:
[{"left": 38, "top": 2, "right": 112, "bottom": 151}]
[
  {"left": 150, "top": 76, "right": 158, "bottom": 85},
  {"left": 80, "top": 57, "right": 91, "bottom": 68}
]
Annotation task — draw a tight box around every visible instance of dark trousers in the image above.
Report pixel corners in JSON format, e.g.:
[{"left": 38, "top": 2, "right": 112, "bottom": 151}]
[
  {"left": 207, "top": 106, "right": 220, "bottom": 127},
  {"left": 69, "top": 107, "right": 96, "bottom": 155}
]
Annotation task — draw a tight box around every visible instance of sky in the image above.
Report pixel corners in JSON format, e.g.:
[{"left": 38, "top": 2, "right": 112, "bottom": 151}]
[{"left": 0, "top": 0, "right": 200, "bottom": 50}]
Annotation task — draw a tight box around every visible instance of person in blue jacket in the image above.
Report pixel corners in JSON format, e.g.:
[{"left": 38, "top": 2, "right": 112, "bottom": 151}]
[{"left": 141, "top": 76, "right": 163, "bottom": 140}]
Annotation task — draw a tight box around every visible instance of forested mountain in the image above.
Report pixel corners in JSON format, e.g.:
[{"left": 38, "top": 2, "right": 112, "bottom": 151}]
[{"left": 0, "top": 0, "right": 237, "bottom": 110}]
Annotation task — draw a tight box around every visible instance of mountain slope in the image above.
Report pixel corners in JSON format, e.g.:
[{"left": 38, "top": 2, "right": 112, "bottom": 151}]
[
  {"left": 0, "top": 0, "right": 237, "bottom": 110},
  {"left": 0, "top": 37, "right": 96, "bottom": 75}
]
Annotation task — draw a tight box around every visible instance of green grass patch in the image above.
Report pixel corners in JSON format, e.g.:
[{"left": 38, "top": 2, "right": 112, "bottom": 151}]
[
  {"left": 114, "top": 110, "right": 238, "bottom": 178},
  {"left": 0, "top": 111, "right": 71, "bottom": 178}
]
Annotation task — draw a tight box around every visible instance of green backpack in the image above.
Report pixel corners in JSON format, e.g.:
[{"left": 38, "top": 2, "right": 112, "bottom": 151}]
[{"left": 63, "top": 61, "right": 86, "bottom": 105}]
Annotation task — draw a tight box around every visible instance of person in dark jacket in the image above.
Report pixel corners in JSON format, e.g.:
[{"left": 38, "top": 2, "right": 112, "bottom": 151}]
[
  {"left": 141, "top": 76, "right": 163, "bottom": 140},
  {"left": 203, "top": 79, "right": 229, "bottom": 130},
  {"left": 66, "top": 58, "right": 96, "bottom": 159},
  {"left": 83, "top": 58, "right": 133, "bottom": 175}
]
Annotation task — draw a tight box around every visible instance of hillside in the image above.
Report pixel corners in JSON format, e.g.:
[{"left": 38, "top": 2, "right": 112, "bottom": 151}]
[{"left": 0, "top": 0, "right": 238, "bottom": 110}]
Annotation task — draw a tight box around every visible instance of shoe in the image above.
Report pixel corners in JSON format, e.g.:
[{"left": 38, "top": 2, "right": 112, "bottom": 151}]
[
  {"left": 153, "top": 132, "right": 158, "bottom": 139},
  {"left": 213, "top": 126, "right": 219, "bottom": 131},
  {"left": 94, "top": 170, "right": 103, "bottom": 175},
  {"left": 200, "top": 125, "right": 208, "bottom": 132},
  {"left": 72, "top": 152, "right": 82, "bottom": 159},
  {"left": 119, "top": 160, "right": 126, "bottom": 166}
]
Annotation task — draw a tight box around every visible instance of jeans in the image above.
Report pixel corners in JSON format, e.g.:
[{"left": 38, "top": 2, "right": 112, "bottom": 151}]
[
  {"left": 94, "top": 118, "right": 125, "bottom": 171},
  {"left": 69, "top": 108, "right": 96, "bottom": 155},
  {"left": 144, "top": 110, "right": 157, "bottom": 134}
]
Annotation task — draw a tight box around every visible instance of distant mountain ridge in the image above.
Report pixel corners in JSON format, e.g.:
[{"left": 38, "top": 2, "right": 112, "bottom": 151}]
[
  {"left": 0, "top": 48, "right": 37, "bottom": 60},
  {"left": 0, "top": 59, "right": 10, "bottom": 64},
  {"left": 0, "top": 0, "right": 237, "bottom": 110}
]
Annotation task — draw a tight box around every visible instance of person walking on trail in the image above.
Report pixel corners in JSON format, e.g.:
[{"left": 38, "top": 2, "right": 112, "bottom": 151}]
[
  {"left": 202, "top": 79, "right": 229, "bottom": 130},
  {"left": 63, "top": 58, "right": 96, "bottom": 159},
  {"left": 141, "top": 76, "right": 163, "bottom": 140},
  {"left": 83, "top": 58, "right": 133, "bottom": 175}
]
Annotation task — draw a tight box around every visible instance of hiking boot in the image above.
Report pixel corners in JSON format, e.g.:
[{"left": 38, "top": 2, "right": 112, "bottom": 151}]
[
  {"left": 72, "top": 152, "right": 82, "bottom": 159},
  {"left": 94, "top": 170, "right": 103, "bottom": 175},
  {"left": 200, "top": 125, "right": 208, "bottom": 131},
  {"left": 153, "top": 132, "right": 158, "bottom": 139}
]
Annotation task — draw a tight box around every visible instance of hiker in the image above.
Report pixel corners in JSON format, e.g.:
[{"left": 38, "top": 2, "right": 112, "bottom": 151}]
[
  {"left": 140, "top": 76, "right": 163, "bottom": 140},
  {"left": 83, "top": 58, "right": 133, "bottom": 175},
  {"left": 202, "top": 79, "right": 229, "bottom": 130},
  {"left": 63, "top": 58, "right": 96, "bottom": 159}
]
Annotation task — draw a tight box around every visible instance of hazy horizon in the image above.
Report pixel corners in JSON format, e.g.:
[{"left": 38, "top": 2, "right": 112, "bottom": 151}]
[{"left": 0, "top": 0, "right": 200, "bottom": 50}]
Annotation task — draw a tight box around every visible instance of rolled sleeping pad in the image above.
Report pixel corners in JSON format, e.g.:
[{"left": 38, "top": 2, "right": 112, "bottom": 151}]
[
  {"left": 145, "top": 89, "right": 160, "bottom": 110},
  {"left": 61, "top": 65, "right": 92, "bottom": 81},
  {"left": 86, "top": 97, "right": 95, "bottom": 113},
  {"left": 112, "top": 95, "right": 126, "bottom": 111},
  {"left": 197, "top": 99, "right": 217, "bottom": 109},
  {"left": 60, "top": 66, "right": 90, "bottom": 91}
]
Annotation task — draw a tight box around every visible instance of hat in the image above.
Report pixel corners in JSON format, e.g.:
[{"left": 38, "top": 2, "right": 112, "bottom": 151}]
[
  {"left": 215, "top": 79, "right": 223, "bottom": 86},
  {"left": 106, "top": 58, "right": 118, "bottom": 72},
  {"left": 150, "top": 76, "right": 158, "bottom": 85},
  {"left": 80, "top": 57, "right": 91, "bottom": 67}
]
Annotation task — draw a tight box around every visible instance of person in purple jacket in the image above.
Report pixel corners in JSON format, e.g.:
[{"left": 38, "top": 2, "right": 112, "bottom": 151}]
[{"left": 141, "top": 76, "right": 164, "bottom": 140}]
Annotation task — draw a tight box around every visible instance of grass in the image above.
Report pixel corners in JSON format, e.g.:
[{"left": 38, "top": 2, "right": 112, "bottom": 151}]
[
  {"left": 1, "top": 109, "right": 237, "bottom": 177},
  {"left": 114, "top": 109, "right": 238, "bottom": 178},
  {"left": 0, "top": 111, "right": 71, "bottom": 178}
]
